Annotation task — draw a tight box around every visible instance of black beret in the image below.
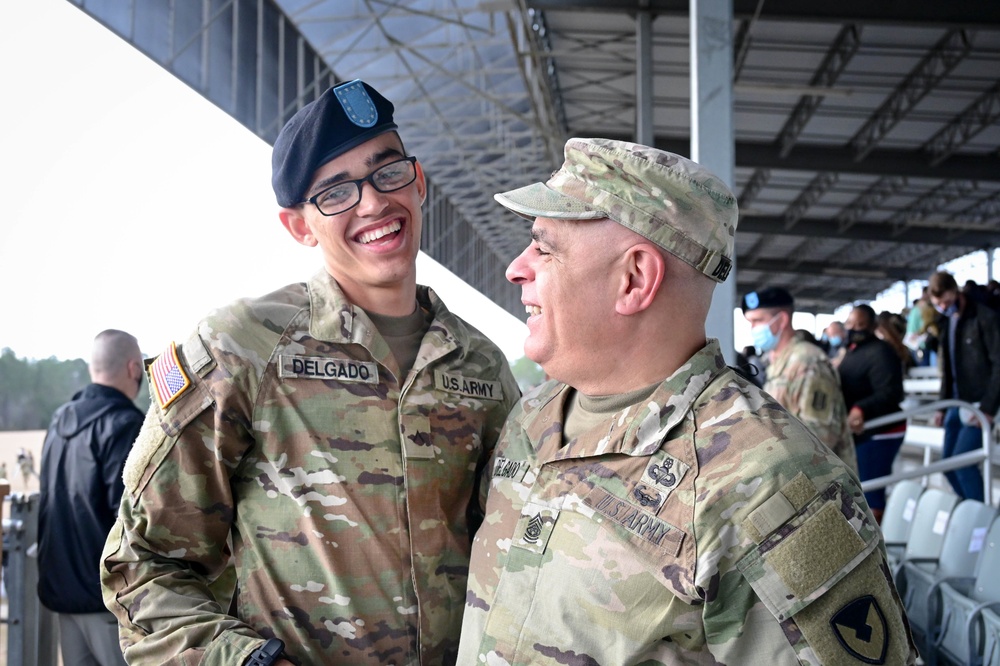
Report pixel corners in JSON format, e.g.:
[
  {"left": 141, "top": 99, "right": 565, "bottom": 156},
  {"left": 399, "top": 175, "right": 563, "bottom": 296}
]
[
  {"left": 271, "top": 79, "right": 398, "bottom": 207},
  {"left": 741, "top": 287, "right": 794, "bottom": 313}
]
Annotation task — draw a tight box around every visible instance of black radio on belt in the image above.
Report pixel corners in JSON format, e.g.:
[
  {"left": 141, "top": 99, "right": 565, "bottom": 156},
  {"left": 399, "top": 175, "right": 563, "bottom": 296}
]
[{"left": 244, "top": 638, "right": 285, "bottom": 666}]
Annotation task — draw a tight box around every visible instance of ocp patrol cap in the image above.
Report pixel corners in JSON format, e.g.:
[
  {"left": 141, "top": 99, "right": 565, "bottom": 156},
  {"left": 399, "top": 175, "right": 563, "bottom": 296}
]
[
  {"left": 493, "top": 137, "right": 738, "bottom": 282},
  {"left": 271, "top": 79, "right": 398, "bottom": 207}
]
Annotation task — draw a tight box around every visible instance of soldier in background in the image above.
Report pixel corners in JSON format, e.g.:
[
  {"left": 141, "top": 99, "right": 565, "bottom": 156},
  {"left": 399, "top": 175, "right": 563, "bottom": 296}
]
[
  {"left": 458, "top": 138, "right": 915, "bottom": 665},
  {"left": 741, "top": 286, "right": 857, "bottom": 472},
  {"left": 101, "top": 80, "right": 518, "bottom": 665}
]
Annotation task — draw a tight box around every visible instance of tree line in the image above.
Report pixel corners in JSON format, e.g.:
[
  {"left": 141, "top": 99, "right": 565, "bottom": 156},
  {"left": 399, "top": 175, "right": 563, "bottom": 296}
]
[
  {"left": 0, "top": 346, "right": 542, "bottom": 432},
  {"left": 0, "top": 348, "right": 150, "bottom": 431}
]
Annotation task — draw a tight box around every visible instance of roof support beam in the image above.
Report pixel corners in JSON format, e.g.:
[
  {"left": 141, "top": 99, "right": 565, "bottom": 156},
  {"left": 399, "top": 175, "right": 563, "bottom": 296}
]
[
  {"left": 924, "top": 82, "right": 1000, "bottom": 166},
  {"left": 524, "top": 0, "right": 1000, "bottom": 27},
  {"left": 588, "top": 134, "right": 1000, "bottom": 181},
  {"left": 849, "top": 30, "right": 970, "bottom": 161},
  {"left": 778, "top": 25, "right": 860, "bottom": 158},
  {"left": 738, "top": 215, "right": 999, "bottom": 248},
  {"left": 739, "top": 258, "right": 924, "bottom": 282}
]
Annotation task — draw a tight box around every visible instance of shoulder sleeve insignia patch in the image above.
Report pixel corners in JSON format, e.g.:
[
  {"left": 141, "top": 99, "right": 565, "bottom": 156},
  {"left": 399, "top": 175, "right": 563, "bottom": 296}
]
[
  {"left": 830, "top": 595, "right": 888, "bottom": 664},
  {"left": 149, "top": 341, "right": 191, "bottom": 411}
]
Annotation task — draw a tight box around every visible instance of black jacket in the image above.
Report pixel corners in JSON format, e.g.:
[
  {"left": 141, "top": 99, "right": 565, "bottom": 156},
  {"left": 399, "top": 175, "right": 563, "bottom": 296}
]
[
  {"left": 37, "top": 383, "right": 144, "bottom": 613},
  {"left": 938, "top": 299, "right": 1000, "bottom": 417},
  {"left": 838, "top": 334, "right": 904, "bottom": 436}
]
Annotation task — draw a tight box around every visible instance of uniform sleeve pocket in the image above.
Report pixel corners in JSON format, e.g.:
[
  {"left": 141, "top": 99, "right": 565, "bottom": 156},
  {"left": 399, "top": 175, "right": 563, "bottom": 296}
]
[{"left": 736, "top": 481, "right": 879, "bottom": 622}]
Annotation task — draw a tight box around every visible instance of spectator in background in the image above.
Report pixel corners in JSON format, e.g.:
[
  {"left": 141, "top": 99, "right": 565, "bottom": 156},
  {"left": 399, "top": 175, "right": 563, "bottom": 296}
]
[
  {"left": 904, "top": 288, "right": 937, "bottom": 367},
  {"left": 838, "top": 304, "right": 905, "bottom": 523},
  {"left": 822, "top": 320, "right": 847, "bottom": 366},
  {"left": 877, "top": 310, "right": 916, "bottom": 372},
  {"left": 38, "top": 329, "right": 145, "bottom": 666},
  {"left": 741, "top": 288, "right": 857, "bottom": 472},
  {"left": 928, "top": 270, "right": 1000, "bottom": 501}
]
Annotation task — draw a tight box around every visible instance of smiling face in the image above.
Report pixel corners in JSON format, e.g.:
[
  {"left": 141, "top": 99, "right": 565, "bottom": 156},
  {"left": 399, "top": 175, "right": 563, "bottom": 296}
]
[
  {"left": 505, "top": 217, "right": 624, "bottom": 384},
  {"left": 279, "top": 132, "right": 426, "bottom": 311}
]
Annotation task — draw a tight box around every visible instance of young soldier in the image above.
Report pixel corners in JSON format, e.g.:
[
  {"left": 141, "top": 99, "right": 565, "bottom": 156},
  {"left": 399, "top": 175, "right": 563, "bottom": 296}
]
[{"left": 101, "top": 80, "right": 518, "bottom": 666}]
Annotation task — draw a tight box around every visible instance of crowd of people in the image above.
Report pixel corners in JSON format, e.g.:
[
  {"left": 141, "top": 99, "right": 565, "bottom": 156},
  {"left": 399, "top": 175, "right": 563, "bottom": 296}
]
[{"left": 740, "top": 275, "right": 1000, "bottom": 519}]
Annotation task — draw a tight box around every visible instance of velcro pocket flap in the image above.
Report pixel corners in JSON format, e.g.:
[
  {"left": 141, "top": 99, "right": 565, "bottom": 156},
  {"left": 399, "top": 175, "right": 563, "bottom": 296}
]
[{"left": 736, "top": 481, "right": 880, "bottom": 622}]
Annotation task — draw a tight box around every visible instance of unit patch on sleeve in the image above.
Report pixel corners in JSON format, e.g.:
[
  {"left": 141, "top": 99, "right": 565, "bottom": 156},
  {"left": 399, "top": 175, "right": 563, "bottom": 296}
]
[
  {"left": 830, "top": 595, "right": 888, "bottom": 664},
  {"left": 278, "top": 355, "right": 378, "bottom": 384},
  {"left": 149, "top": 342, "right": 191, "bottom": 411},
  {"left": 434, "top": 370, "right": 503, "bottom": 400}
]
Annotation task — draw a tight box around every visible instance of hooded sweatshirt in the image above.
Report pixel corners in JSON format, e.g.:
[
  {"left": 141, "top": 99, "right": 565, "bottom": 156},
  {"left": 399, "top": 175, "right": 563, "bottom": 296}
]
[{"left": 37, "top": 383, "right": 143, "bottom": 613}]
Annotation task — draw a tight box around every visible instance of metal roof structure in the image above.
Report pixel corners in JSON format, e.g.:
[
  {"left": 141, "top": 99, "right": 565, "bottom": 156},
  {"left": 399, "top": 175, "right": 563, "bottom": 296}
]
[{"left": 71, "top": 0, "right": 1000, "bottom": 315}]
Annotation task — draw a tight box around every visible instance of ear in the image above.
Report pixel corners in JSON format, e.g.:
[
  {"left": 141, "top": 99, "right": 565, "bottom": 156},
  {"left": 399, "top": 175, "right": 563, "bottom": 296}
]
[
  {"left": 279, "top": 207, "right": 319, "bottom": 247},
  {"left": 616, "top": 243, "right": 665, "bottom": 316},
  {"left": 414, "top": 160, "right": 427, "bottom": 205}
]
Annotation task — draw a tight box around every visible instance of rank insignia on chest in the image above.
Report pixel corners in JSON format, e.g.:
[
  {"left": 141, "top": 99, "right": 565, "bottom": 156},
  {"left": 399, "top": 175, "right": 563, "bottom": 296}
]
[
  {"left": 278, "top": 354, "right": 379, "bottom": 384},
  {"left": 149, "top": 342, "right": 191, "bottom": 411}
]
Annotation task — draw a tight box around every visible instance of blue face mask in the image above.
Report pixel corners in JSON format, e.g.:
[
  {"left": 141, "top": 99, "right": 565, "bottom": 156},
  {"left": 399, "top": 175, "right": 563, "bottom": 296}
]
[
  {"left": 828, "top": 335, "right": 842, "bottom": 347},
  {"left": 750, "top": 316, "right": 780, "bottom": 353},
  {"left": 936, "top": 302, "right": 958, "bottom": 317}
]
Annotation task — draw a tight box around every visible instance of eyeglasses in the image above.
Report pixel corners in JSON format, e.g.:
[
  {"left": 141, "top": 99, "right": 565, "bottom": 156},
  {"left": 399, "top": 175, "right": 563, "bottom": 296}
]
[{"left": 303, "top": 156, "right": 418, "bottom": 216}]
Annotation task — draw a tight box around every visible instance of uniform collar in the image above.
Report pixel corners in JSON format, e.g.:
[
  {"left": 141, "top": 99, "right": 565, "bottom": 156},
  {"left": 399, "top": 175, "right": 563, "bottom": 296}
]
[
  {"left": 520, "top": 339, "right": 728, "bottom": 458},
  {"left": 305, "top": 270, "right": 463, "bottom": 368}
]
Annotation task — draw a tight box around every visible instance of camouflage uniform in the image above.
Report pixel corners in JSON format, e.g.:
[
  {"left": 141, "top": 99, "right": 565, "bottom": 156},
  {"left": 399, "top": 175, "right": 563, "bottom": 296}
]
[
  {"left": 765, "top": 338, "right": 858, "bottom": 473},
  {"left": 101, "top": 270, "right": 519, "bottom": 665},
  {"left": 459, "top": 339, "right": 916, "bottom": 665}
]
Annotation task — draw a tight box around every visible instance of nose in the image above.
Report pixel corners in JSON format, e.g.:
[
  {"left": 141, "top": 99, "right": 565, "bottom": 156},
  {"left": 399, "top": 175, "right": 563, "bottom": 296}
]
[
  {"left": 355, "top": 180, "right": 389, "bottom": 216},
  {"left": 506, "top": 245, "right": 533, "bottom": 285}
]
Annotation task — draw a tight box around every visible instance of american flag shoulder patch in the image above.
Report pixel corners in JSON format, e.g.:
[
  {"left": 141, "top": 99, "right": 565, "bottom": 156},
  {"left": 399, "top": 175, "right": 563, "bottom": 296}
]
[{"left": 149, "top": 341, "right": 192, "bottom": 410}]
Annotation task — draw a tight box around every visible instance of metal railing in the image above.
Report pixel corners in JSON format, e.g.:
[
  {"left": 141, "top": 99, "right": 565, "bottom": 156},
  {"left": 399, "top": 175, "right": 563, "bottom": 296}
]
[
  {"left": 860, "top": 399, "right": 997, "bottom": 503},
  {"left": 2, "top": 493, "right": 58, "bottom": 666}
]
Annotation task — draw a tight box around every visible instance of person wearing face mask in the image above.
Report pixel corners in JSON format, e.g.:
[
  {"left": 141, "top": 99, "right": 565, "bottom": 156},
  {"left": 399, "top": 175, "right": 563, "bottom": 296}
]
[
  {"left": 837, "top": 304, "right": 906, "bottom": 522},
  {"left": 37, "top": 329, "right": 146, "bottom": 666},
  {"left": 821, "top": 320, "right": 847, "bottom": 367},
  {"left": 741, "top": 288, "right": 857, "bottom": 472},
  {"left": 927, "top": 270, "right": 1000, "bottom": 501}
]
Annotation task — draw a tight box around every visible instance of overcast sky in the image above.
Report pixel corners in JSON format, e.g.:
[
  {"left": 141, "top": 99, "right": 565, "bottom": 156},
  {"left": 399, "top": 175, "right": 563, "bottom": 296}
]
[{"left": 0, "top": 0, "right": 528, "bottom": 362}]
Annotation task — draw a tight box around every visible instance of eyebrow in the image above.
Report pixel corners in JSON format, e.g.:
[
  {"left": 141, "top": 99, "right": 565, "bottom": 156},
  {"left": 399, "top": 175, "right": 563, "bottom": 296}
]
[{"left": 308, "top": 146, "right": 405, "bottom": 195}]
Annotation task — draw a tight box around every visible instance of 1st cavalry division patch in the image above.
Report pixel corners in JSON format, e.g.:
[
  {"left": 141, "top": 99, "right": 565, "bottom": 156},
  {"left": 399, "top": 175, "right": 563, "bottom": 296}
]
[{"left": 149, "top": 341, "right": 191, "bottom": 410}]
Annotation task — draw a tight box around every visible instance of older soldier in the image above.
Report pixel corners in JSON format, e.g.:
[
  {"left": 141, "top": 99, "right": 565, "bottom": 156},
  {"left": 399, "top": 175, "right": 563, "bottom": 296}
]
[
  {"left": 741, "top": 287, "right": 857, "bottom": 473},
  {"left": 458, "top": 138, "right": 916, "bottom": 665},
  {"left": 101, "top": 80, "right": 518, "bottom": 665}
]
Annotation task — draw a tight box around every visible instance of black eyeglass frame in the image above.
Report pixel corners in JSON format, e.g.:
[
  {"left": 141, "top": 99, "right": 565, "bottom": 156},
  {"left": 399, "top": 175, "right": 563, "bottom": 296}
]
[{"left": 302, "top": 155, "right": 419, "bottom": 217}]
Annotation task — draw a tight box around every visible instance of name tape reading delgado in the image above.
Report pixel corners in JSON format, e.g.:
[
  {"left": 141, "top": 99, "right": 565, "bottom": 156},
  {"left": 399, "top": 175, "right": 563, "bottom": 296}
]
[{"left": 278, "top": 355, "right": 379, "bottom": 384}]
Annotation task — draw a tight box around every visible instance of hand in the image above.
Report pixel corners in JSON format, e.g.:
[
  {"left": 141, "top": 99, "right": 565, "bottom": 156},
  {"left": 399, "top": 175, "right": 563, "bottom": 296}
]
[
  {"left": 933, "top": 410, "right": 945, "bottom": 428},
  {"left": 848, "top": 407, "right": 865, "bottom": 435}
]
